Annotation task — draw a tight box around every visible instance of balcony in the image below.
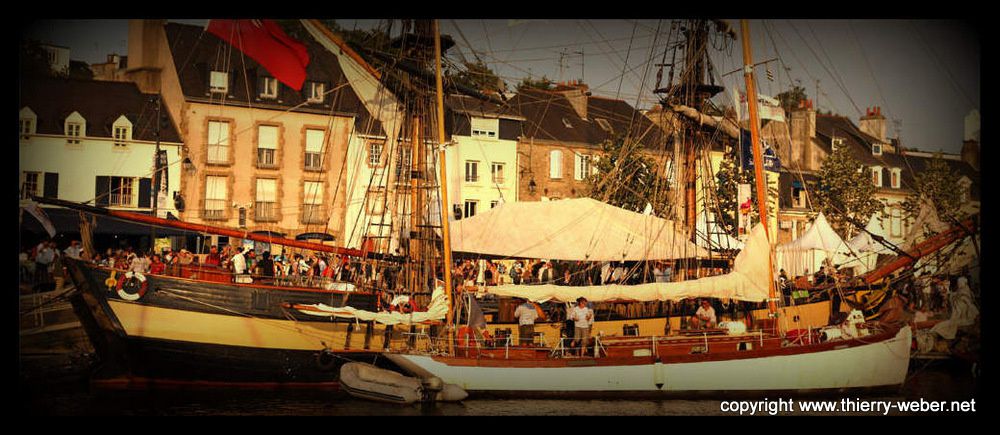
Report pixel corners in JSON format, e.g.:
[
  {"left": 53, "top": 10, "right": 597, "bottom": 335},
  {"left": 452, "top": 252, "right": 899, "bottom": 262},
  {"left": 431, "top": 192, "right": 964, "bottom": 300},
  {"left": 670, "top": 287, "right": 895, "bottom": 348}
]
[
  {"left": 203, "top": 199, "right": 226, "bottom": 220},
  {"left": 301, "top": 205, "right": 326, "bottom": 224},
  {"left": 257, "top": 148, "right": 277, "bottom": 169},
  {"left": 255, "top": 201, "right": 277, "bottom": 222}
]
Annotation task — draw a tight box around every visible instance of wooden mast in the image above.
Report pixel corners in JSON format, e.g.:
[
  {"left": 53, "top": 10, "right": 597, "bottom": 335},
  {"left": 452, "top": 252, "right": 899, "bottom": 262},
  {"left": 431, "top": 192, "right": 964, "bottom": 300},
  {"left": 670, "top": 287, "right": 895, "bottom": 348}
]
[
  {"left": 433, "top": 20, "right": 456, "bottom": 354},
  {"left": 739, "top": 20, "right": 779, "bottom": 320}
]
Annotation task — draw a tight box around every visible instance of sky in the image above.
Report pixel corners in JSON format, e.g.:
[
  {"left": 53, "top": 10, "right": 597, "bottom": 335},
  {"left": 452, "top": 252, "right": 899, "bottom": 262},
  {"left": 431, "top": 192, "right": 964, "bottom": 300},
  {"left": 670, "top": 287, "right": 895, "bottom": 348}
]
[{"left": 23, "top": 19, "right": 979, "bottom": 154}]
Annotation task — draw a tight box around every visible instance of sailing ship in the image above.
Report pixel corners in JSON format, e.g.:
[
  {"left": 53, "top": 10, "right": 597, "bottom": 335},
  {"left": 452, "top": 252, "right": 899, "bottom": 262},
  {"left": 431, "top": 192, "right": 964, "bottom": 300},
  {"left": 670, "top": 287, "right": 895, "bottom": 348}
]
[{"left": 381, "top": 19, "right": 979, "bottom": 397}]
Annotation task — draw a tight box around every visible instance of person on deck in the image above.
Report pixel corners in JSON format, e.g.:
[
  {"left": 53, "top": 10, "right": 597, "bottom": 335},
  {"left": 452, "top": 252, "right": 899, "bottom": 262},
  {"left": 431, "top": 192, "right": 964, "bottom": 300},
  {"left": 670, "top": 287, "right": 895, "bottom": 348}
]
[
  {"left": 568, "top": 297, "right": 594, "bottom": 356},
  {"left": 63, "top": 240, "right": 83, "bottom": 260},
  {"left": 231, "top": 247, "right": 247, "bottom": 275},
  {"left": 689, "top": 299, "right": 717, "bottom": 329},
  {"left": 205, "top": 246, "right": 221, "bottom": 267},
  {"left": 514, "top": 298, "right": 539, "bottom": 346},
  {"left": 256, "top": 252, "right": 275, "bottom": 280},
  {"left": 149, "top": 254, "right": 166, "bottom": 275}
]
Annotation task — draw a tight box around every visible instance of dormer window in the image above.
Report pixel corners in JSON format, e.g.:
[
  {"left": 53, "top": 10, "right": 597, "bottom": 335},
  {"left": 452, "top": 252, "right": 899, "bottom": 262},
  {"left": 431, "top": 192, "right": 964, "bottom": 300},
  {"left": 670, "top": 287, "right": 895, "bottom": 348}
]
[
  {"left": 260, "top": 76, "right": 278, "bottom": 99},
  {"left": 871, "top": 166, "right": 882, "bottom": 187},
  {"left": 64, "top": 111, "right": 86, "bottom": 145},
  {"left": 890, "top": 168, "right": 901, "bottom": 189},
  {"left": 562, "top": 117, "right": 573, "bottom": 129},
  {"left": 872, "top": 142, "right": 883, "bottom": 156},
  {"left": 112, "top": 115, "right": 132, "bottom": 147},
  {"left": 307, "top": 82, "right": 325, "bottom": 103},
  {"left": 595, "top": 118, "right": 613, "bottom": 134},
  {"left": 210, "top": 70, "right": 229, "bottom": 94},
  {"left": 20, "top": 107, "right": 36, "bottom": 140},
  {"left": 831, "top": 137, "right": 844, "bottom": 150}
]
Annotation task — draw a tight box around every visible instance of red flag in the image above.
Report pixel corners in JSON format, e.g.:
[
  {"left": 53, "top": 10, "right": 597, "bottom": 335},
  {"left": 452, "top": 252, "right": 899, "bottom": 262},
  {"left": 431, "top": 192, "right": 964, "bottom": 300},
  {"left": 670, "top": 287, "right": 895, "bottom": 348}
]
[{"left": 207, "top": 19, "right": 310, "bottom": 91}]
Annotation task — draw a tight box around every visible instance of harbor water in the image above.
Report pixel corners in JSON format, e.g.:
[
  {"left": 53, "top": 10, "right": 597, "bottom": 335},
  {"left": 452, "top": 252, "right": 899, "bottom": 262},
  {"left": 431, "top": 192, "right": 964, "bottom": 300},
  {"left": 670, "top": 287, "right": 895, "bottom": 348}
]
[{"left": 20, "top": 357, "right": 980, "bottom": 416}]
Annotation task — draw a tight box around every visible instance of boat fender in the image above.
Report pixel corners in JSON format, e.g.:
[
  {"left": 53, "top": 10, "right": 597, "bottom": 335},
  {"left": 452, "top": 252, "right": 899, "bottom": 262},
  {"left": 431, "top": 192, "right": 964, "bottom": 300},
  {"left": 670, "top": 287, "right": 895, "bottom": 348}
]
[
  {"left": 422, "top": 376, "right": 444, "bottom": 391},
  {"left": 316, "top": 350, "right": 338, "bottom": 371},
  {"left": 435, "top": 383, "right": 468, "bottom": 402},
  {"left": 117, "top": 271, "right": 148, "bottom": 301},
  {"left": 105, "top": 270, "right": 118, "bottom": 289}
]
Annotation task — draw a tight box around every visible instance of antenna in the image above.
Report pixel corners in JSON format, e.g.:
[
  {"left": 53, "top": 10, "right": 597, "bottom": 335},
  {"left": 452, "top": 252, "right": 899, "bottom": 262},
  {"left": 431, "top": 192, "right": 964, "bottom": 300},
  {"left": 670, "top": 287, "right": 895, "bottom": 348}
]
[{"left": 574, "top": 49, "right": 584, "bottom": 83}]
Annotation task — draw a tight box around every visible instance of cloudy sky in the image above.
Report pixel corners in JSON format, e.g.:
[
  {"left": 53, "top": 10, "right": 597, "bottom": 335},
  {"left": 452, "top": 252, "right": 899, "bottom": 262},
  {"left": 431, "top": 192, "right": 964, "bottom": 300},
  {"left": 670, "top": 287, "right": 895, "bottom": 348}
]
[{"left": 23, "top": 19, "right": 979, "bottom": 153}]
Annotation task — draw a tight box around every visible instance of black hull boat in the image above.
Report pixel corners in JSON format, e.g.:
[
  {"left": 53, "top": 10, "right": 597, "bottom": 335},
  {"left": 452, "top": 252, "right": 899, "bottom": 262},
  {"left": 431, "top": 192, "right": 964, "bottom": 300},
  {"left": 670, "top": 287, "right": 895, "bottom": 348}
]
[{"left": 63, "top": 257, "right": 393, "bottom": 389}]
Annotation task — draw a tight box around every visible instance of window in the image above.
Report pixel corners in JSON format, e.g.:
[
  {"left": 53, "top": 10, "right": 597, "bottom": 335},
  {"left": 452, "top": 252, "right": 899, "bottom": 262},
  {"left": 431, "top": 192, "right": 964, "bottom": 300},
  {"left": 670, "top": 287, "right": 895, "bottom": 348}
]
[
  {"left": 549, "top": 149, "right": 563, "bottom": 179},
  {"left": 463, "top": 200, "right": 478, "bottom": 218},
  {"left": 257, "top": 125, "right": 279, "bottom": 168},
  {"left": 21, "top": 172, "right": 40, "bottom": 199},
  {"left": 831, "top": 137, "right": 844, "bottom": 150},
  {"left": 303, "top": 129, "right": 325, "bottom": 171},
  {"left": 490, "top": 200, "right": 499, "bottom": 209},
  {"left": 792, "top": 185, "right": 807, "bottom": 208},
  {"left": 207, "top": 121, "right": 230, "bottom": 164},
  {"left": 113, "top": 125, "right": 130, "bottom": 147},
  {"left": 574, "top": 153, "right": 591, "bottom": 180},
  {"left": 109, "top": 177, "right": 136, "bottom": 207},
  {"left": 465, "top": 160, "right": 479, "bottom": 183},
  {"left": 491, "top": 162, "right": 504, "bottom": 184},
  {"left": 471, "top": 117, "right": 498, "bottom": 138},
  {"left": 368, "top": 140, "right": 384, "bottom": 167},
  {"left": 890, "top": 208, "right": 902, "bottom": 238},
  {"left": 302, "top": 181, "right": 324, "bottom": 223},
  {"left": 66, "top": 122, "right": 82, "bottom": 144},
  {"left": 872, "top": 142, "right": 882, "bottom": 156},
  {"left": 210, "top": 71, "right": 229, "bottom": 94},
  {"left": 204, "top": 176, "right": 227, "bottom": 219},
  {"left": 890, "top": 168, "right": 901, "bottom": 189},
  {"left": 255, "top": 178, "right": 277, "bottom": 221},
  {"left": 260, "top": 76, "right": 278, "bottom": 99},
  {"left": 20, "top": 118, "right": 33, "bottom": 139},
  {"left": 871, "top": 166, "right": 882, "bottom": 187},
  {"left": 307, "top": 82, "right": 325, "bottom": 103}
]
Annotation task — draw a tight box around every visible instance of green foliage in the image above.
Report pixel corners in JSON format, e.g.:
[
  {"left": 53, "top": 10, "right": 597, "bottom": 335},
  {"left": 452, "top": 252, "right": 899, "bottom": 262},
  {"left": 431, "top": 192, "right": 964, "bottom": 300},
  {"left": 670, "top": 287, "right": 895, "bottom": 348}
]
[
  {"left": 516, "top": 75, "right": 554, "bottom": 91},
  {"left": 776, "top": 86, "right": 807, "bottom": 113},
  {"left": 902, "top": 154, "right": 967, "bottom": 221},
  {"left": 447, "top": 60, "right": 506, "bottom": 93},
  {"left": 814, "top": 143, "right": 883, "bottom": 236},
  {"left": 587, "top": 137, "right": 671, "bottom": 214},
  {"left": 714, "top": 147, "right": 755, "bottom": 233}
]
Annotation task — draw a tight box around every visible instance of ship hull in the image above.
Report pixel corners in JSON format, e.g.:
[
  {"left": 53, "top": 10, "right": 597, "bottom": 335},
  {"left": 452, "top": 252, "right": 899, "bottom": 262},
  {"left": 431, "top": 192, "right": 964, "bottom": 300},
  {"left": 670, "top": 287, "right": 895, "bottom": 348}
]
[
  {"left": 63, "top": 258, "right": 399, "bottom": 387},
  {"left": 387, "top": 326, "right": 911, "bottom": 397}
]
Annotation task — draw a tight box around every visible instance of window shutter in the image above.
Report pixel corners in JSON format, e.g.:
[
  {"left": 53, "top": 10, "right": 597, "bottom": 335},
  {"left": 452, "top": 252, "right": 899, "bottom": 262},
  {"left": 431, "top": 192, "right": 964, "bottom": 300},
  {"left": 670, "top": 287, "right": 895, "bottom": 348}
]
[
  {"left": 138, "top": 177, "right": 152, "bottom": 208},
  {"left": 574, "top": 153, "right": 583, "bottom": 180},
  {"left": 550, "top": 150, "right": 562, "bottom": 179},
  {"left": 43, "top": 172, "right": 59, "bottom": 198},
  {"left": 95, "top": 176, "right": 110, "bottom": 207}
]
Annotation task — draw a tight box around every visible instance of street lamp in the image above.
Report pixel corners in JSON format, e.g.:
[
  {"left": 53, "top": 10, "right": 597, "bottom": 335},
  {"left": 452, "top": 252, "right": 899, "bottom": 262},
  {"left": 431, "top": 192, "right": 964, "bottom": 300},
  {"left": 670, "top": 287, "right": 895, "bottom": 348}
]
[{"left": 182, "top": 157, "right": 195, "bottom": 173}]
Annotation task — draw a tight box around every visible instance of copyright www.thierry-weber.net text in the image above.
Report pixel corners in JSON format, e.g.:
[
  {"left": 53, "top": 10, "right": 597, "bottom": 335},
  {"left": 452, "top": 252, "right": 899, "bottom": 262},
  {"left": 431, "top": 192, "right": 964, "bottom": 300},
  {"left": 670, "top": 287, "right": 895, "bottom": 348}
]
[{"left": 720, "top": 398, "right": 977, "bottom": 415}]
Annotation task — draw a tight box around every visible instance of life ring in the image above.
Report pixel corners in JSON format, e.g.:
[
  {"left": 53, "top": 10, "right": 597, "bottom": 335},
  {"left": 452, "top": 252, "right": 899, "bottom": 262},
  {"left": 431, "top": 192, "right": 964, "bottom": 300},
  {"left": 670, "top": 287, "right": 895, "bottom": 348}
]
[
  {"left": 117, "top": 271, "right": 148, "bottom": 301},
  {"left": 315, "top": 350, "right": 338, "bottom": 371}
]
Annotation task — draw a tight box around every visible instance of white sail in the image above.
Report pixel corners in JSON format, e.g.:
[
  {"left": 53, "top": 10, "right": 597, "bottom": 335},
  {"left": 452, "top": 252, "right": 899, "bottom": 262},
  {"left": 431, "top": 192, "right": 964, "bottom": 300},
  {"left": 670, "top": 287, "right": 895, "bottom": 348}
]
[
  {"left": 294, "top": 287, "right": 449, "bottom": 326},
  {"left": 450, "top": 197, "right": 709, "bottom": 261},
  {"left": 484, "top": 223, "right": 771, "bottom": 303}
]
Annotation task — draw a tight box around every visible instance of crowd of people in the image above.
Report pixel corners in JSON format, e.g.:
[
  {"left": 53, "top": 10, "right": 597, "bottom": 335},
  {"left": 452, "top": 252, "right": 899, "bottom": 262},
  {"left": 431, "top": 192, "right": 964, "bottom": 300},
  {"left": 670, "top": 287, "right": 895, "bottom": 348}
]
[{"left": 451, "top": 258, "right": 676, "bottom": 289}]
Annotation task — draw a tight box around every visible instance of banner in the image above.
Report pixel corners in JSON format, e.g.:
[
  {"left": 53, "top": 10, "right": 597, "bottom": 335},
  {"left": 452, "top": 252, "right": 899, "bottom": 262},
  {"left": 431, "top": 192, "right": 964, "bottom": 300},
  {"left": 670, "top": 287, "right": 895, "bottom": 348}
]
[
  {"left": 740, "top": 129, "right": 781, "bottom": 172},
  {"left": 740, "top": 92, "right": 786, "bottom": 123}
]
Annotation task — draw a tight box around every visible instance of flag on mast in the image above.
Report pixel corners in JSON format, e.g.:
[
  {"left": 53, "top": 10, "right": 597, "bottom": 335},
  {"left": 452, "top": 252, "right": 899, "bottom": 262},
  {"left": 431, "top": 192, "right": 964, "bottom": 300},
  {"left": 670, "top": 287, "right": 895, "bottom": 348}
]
[{"left": 207, "top": 19, "right": 310, "bottom": 91}]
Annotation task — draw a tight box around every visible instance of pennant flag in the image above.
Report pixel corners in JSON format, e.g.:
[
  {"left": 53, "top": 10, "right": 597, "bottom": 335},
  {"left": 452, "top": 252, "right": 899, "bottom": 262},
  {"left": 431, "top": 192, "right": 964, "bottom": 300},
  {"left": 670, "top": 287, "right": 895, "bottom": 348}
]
[
  {"left": 21, "top": 200, "right": 57, "bottom": 237},
  {"left": 207, "top": 19, "right": 310, "bottom": 91}
]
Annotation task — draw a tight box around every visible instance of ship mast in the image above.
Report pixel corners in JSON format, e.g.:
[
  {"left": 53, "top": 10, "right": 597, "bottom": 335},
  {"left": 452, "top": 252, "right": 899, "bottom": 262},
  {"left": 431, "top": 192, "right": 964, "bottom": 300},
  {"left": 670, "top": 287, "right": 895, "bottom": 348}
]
[
  {"left": 433, "top": 20, "right": 456, "bottom": 355},
  {"left": 739, "top": 20, "right": 779, "bottom": 320}
]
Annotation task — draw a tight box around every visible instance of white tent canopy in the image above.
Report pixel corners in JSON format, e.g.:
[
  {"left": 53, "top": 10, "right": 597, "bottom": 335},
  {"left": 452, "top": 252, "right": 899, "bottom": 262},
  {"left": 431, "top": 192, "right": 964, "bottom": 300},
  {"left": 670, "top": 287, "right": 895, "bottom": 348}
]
[
  {"left": 449, "top": 197, "right": 709, "bottom": 261},
  {"left": 845, "top": 214, "right": 889, "bottom": 275},
  {"left": 484, "top": 223, "right": 772, "bottom": 303},
  {"left": 776, "top": 213, "right": 850, "bottom": 278},
  {"left": 695, "top": 211, "right": 744, "bottom": 251}
]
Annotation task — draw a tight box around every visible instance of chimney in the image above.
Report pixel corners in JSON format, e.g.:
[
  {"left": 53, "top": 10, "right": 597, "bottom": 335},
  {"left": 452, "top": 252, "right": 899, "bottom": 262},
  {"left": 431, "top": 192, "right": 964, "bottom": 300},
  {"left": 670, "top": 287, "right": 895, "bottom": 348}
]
[
  {"left": 859, "top": 105, "right": 887, "bottom": 142},
  {"left": 962, "top": 139, "right": 980, "bottom": 171},
  {"left": 551, "top": 80, "right": 590, "bottom": 120},
  {"left": 790, "top": 99, "right": 816, "bottom": 169},
  {"left": 125, "top": 19, "right": 166, "bottom": 94}
]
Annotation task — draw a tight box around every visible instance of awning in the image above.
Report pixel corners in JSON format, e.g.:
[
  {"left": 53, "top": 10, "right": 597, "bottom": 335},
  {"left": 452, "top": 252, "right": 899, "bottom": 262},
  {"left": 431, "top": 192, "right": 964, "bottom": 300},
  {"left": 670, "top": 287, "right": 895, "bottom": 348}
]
[{"left": 296, "top": 232, "right": 334, "bottom": 242}]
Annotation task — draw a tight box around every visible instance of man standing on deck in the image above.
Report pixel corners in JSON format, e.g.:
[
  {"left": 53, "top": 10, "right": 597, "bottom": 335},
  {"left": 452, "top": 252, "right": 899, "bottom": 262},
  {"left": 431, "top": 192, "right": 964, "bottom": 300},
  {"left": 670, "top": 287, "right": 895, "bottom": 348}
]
[
  {"left": 568, "top": 297, "right": 594, "bottom": 356},
  {"left": 690, "top": 299, "right": 717, "bottom": 329},
  {"left": 231, "top": 247, "right": 247, "bottom": 275},
  {"left": 514, "top": 298, "right": 539, "bottom": 346}
]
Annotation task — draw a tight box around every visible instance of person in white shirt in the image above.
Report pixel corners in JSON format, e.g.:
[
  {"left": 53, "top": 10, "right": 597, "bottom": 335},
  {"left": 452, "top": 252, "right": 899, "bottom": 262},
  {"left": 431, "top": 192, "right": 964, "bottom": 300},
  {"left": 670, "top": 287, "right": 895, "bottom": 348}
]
[
  {"left": 513, "top": 299, "right": 540, "bottom": 346},
  {"left": 568, "top": 297, "right": 594, "bottom": 356},
  {"left": 690, "top": 299, "right": 717, "bottom": 329},
  {"left": 63, "top": 240, "right": 83, "bottom": 260},
  {"left": 231, "top": 247, "right": 247, "bottom": 275}
]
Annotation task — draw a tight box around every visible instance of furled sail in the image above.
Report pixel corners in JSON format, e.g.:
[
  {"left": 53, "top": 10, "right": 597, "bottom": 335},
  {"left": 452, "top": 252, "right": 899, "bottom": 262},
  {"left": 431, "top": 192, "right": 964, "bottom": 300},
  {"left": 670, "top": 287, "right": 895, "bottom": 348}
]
[
  {"left": 450, "top": 197, "right": 709, "bottom": 261},
  {"left": 484, "top": 223, "right": 771, "bottom": 303},
  {"left": 293, "top": 287, "right": 448, "bottom": 326}
]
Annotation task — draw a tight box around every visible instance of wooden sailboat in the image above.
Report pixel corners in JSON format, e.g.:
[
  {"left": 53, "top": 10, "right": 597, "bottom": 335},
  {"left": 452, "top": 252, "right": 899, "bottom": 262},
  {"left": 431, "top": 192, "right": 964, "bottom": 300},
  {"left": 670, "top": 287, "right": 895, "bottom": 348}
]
[{"left": 385, "top": 19, "right": 915, "bottom": 397}]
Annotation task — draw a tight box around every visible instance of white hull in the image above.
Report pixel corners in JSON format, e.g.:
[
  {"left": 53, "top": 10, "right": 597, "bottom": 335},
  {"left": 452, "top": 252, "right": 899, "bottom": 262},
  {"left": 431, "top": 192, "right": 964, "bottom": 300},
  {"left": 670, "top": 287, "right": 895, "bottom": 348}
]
[{"left": 389, "top": 327, "right": 911, "bottom": 394}]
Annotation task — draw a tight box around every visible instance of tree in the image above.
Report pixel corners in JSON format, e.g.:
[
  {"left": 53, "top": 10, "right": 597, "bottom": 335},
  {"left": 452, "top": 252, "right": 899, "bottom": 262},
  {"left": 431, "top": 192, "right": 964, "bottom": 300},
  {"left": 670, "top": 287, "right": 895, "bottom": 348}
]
[
  {"left": 714, "top": 147, "right": 755, "bottom": 234},
  {"left": 447, "top": 60, "right": 505, "bottom": 94},
  {"left": 587, "top": 137, "right": 671, "bottom": 214},
  {"left": 775, "top": 85, "right": 807, "bottom": 113},
  {"left": 902, "top": 154, "right": 967, "bottom": 222},
  {"left": 516, "top": 75, "right": 554, "bottom": 91},
  {"left": 813, "top": 143, "right": 883, "bottom": 236}
]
